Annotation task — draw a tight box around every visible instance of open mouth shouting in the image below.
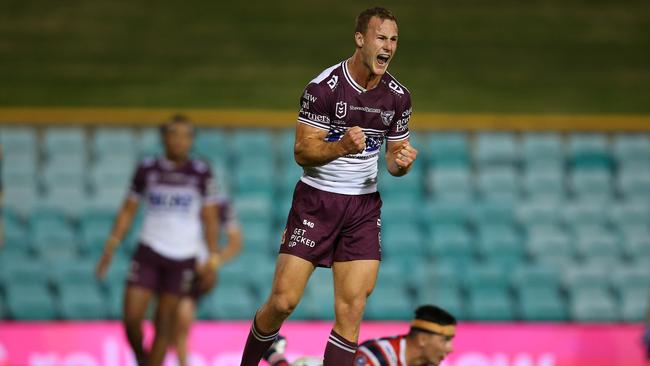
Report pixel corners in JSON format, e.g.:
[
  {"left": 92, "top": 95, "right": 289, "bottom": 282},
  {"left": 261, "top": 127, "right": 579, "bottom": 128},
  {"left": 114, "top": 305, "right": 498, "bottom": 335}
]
[{"left": 376, "top": 53, "right": 391, "bottom": 67}]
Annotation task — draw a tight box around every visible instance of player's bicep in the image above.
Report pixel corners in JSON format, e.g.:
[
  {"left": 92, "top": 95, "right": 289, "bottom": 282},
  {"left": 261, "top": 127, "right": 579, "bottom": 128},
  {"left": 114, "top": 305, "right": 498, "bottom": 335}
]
[
  {"left": 128, "top": 160, "right": 153, "bottom": 200},
  {"left": 387, "top": 95, "right": 411, "bottom": 142},
  {"left": 201, "top": 203, "right": 219, "bottom": 224},
  {"left": 122, "top": 196, "right": 140, "bottom": 215}
]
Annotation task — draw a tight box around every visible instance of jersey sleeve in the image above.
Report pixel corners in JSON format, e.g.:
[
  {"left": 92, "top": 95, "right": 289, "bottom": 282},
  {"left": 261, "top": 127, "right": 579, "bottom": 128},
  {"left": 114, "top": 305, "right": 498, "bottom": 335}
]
[
  {"left": 386, "top": 92, "right": 411, "bottom": 142},
  {"left": 297, "top": 82, "right": 331, "bottom": 131},
  {"left": 200, "top": 165, "right": 220, "bottom": 206},
  {"left": 217, "top": 196, "right": 239, "bottom": 229},
  {"left": 127, "top": 162, "right": 148, "bottom": 201}
]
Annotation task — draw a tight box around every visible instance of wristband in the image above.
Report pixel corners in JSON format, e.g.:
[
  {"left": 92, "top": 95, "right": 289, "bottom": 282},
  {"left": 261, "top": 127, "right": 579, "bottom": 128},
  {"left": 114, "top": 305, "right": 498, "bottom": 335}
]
[{"left": 208, "top": 253, "right": 221, "bottom": 270}]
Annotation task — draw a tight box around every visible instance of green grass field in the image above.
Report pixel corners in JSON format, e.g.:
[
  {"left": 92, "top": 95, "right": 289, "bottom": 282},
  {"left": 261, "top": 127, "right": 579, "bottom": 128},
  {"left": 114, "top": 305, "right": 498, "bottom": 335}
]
[{"left": 1, "top": 0, "right": 649, "bottom": 113}]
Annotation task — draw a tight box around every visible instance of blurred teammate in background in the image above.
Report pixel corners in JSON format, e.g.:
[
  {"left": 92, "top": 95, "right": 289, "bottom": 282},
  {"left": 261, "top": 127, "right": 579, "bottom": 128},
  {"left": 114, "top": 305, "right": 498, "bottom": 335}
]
[
  {"left": 263, "top": 305, "right": 456, "bottom": 366},
  {"left": 240, "top": 7, "right": 417, "bottom": 366},
  {"left": 95, "top": 115, "right": 221, "bottom": 366},
  {"left": 175, "top": 193, "right": 242, "bottom": 366}
]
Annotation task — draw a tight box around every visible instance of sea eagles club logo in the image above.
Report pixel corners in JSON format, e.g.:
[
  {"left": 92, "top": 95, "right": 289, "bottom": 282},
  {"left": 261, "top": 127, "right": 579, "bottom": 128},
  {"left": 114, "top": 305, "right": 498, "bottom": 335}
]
[
  {"left": 381, "top": 110, "right": 395, "bottom": 126},
  {"left": 335, "top": 101, "right": 347, "bottom": 119}
]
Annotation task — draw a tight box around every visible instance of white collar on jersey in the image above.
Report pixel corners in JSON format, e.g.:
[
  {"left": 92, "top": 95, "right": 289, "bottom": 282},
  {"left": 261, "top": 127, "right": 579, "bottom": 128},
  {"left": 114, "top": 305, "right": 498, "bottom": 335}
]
[
  {"left": 343, "top": 59, "right": 367, "bottom": 94},
  {"left": 399, "top": 337, "right": 407, "bottom": 365},
  {"left": 159, "top": 157, "right": 174, "bottom": 170},
  {"left": 159, "top": 156, "right": 188, "bottom": 171}
]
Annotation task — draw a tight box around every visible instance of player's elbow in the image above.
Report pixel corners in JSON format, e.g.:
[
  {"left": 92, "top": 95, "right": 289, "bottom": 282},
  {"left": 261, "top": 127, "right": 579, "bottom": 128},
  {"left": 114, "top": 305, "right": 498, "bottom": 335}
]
[
  {"left": 294, "top": 153, "right": 309, "bottom": 167},
  {"left": 294, "top": 145, "right": 313, "bottom": 167}
]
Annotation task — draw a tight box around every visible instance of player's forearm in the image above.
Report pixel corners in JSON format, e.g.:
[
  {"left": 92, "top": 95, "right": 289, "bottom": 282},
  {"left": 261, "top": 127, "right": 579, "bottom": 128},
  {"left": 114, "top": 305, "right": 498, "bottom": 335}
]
[
  {"left": 202, "top": 209, "right": 219, "bottom": 255},
  {"left": 105, "top": 199, "right": 138, "bottom": 253},
  {"left": 294, "top": 137, "right": 347, "bottom": 167},
  {"left": 219, "top": 229, "right": 243, "bottom": 263}
]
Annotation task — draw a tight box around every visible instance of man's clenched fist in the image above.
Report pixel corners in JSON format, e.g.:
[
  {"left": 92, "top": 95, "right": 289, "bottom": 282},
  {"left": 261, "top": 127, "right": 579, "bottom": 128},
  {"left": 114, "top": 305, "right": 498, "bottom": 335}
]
[
  {"left": 340, "top": 126, "right": 367, "bottom": 155},
  {"left": 391, "top": 140, "right": 418, "bottom": 169}
]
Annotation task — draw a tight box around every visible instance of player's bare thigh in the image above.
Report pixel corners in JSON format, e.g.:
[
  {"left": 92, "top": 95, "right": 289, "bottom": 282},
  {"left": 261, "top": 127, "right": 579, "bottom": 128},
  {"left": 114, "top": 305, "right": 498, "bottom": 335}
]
[
  {"left": 123, "top": 285, "right": 154, "bottom": 319},
  {"left": 332, "top": 260, "right": 379, "bottom": 303},
  {"left": 268, "top": 254, "right": 316, "bottom": 300}
]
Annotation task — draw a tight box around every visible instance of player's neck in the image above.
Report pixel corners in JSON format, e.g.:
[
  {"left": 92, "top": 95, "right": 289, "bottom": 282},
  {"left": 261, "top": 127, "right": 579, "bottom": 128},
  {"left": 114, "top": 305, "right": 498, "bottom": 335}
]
[
  {"left": 348, "top": 53, "right": 382, "bottom": 91},
  {"left": 164, "top": 154, "right": 188, "bottom": 167},
  {"left": 404, "top": 339, "right": 424, "bottom": 366}
]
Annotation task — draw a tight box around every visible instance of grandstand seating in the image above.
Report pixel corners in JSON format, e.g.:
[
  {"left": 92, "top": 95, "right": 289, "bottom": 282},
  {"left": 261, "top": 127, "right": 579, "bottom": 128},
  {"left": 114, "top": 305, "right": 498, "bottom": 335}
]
[
  {"left": 1, "top": 126, "right": 648, "bottom": 321},
  {"left": 105, "top": 282, "right": 125, "bottom": 319},
  {"left": 198, "top": 284, "right": 258, "bottom": 319},
  {"left": 5, "top": 283, "right": 57, "bottom": 320},
  {"left": 365, "top": 285, "right": 413, "bottom": 320},
  {"left": 58, "top": 282, "right": 108, "bottom": 320}
]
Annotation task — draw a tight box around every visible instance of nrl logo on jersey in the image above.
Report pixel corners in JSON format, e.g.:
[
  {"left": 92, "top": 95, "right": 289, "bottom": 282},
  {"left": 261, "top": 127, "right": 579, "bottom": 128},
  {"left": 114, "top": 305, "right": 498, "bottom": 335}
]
[
  {"left": 335, "top": 101, "right": 347, "bottom": 119},
  {"left": 381, "top": 110, "right": 395, "bottom": 126}
]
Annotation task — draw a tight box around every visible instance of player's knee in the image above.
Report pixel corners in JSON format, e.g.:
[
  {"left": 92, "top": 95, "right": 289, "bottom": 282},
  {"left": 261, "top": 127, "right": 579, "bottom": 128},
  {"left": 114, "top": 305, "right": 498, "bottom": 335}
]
[
  {"left": 156, "top": 324, "right": 175, "bottom": 342},
  {"left": 335, "top": 296, "right": 367, "bottom": 319},
  {"left": 176, "top": 319, "right": 190, "bottom": 337},
  {"left": 174, "top": 322, "right": 189, "bottom": 344},
  {"left": 122, "top": 312, "right": 142, "bottom": 330},
  {"left": 268, "top": 293, "right": 299, "bottom": 318},
  {"left": 364, "top": 285, "right": 375, "bottom": 298},
  {"left": 155, "top": 313, "right": 176, "bottom": 336}
]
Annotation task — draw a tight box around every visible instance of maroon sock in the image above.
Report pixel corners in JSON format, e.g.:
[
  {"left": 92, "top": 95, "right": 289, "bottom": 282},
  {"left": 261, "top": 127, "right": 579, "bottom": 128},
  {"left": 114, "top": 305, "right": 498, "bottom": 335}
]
[
  {"left": 323, "top": 329, "right": 358, "bottom": 366},
  {"left": 240, "top": 318, "right": 279, "bottom": 366}
]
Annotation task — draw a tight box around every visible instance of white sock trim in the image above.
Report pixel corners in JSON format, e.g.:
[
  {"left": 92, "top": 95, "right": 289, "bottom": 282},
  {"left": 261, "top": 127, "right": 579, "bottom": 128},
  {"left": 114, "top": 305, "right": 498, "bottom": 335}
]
[
  {"left": 328, "top": 335, "right": 357, "bottom": 354},
  {"left": 251, "top": 325, "right": 278, "bottom": 343}
]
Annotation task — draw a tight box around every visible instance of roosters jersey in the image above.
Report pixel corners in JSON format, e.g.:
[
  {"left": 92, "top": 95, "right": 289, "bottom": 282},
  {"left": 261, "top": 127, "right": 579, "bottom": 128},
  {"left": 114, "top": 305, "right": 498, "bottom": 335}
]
[
  {"left": 297, "top": 59, "right": 412, "bottom": 195},
  {"left": 129, "top": 157, "right": 219, "bottom": 260},
  {"left": 355, "top": 335, "right": 408, "bottom": 366}
]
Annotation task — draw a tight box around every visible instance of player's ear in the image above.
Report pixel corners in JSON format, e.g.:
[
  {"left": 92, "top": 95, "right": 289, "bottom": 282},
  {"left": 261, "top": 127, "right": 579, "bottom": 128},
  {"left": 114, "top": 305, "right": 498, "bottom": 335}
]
[
  {"left": 354, "top": 32, "right": 364, "bottom": 48},
  {"left": 416, "top": 332, "right": 427, "bottom": 347}
]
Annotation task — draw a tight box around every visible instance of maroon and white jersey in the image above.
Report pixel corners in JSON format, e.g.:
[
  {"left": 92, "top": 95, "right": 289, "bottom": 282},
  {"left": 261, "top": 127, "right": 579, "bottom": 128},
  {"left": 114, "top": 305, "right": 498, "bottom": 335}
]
[
  {"left": 355, "top": 335, "right": 408, "bottom": 366},
  {"left": 128, "top": 157, "right": 219, "bottom": 260},
  {"left": 297, "top": 59, "right": 412, "bottom": 195}
]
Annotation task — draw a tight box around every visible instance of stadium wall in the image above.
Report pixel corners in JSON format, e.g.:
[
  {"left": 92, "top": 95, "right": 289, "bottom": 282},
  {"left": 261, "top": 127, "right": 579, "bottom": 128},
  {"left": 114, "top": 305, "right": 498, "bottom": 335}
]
[
  {"left": 1, "top": 108, "right": 650, "bottom": 131},
  {"left": 0, "top": 322, "right": 645, "bottom": 366}
]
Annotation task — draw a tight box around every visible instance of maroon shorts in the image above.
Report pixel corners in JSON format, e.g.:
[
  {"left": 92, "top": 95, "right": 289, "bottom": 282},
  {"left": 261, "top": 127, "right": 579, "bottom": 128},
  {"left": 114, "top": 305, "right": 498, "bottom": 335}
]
[
  {"left": 126, "top": 244, "right": 196, "bottom": 297},
  {"left": 279, "top": 181, "right": 382, "bottom": 267}
]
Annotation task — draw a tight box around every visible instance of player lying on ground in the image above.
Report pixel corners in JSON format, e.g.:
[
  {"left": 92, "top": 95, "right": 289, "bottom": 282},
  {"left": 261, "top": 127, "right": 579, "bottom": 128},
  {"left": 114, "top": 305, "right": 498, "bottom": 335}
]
[{"left": 263, "top": 305, "right": 456, "bottom": 366}]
